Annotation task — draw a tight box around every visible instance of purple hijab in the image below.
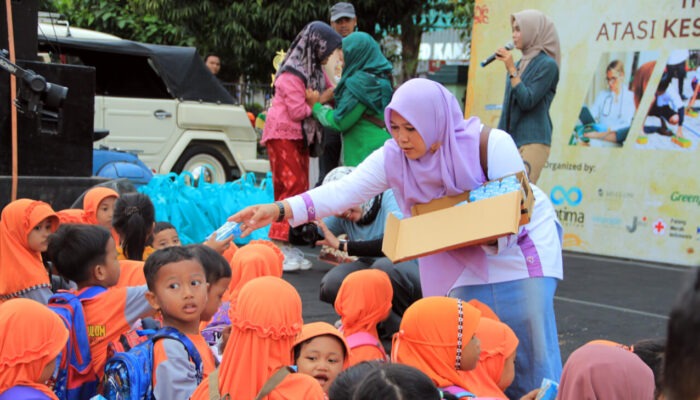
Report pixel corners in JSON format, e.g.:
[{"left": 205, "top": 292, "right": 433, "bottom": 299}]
[{"left": 383, "top": 78, "right": 489, "bottom": 294}]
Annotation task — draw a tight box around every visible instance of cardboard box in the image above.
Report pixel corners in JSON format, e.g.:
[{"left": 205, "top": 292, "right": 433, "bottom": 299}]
[{"left": 382, "top": 172, "right": 533, "bottom": 263}]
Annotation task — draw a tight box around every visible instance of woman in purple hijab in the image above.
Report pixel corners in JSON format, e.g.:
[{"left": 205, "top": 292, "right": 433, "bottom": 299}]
[{"left": 231, "top": 78, "right": 564, "bottom": 398}]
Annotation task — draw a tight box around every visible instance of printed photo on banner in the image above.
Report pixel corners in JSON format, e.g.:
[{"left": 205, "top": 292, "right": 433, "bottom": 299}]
[
  {"left": 632, "top": 49, "right": 700, "bottom": 151},
  {"left": 569, "top": 51, "right": 658, "bottom": 148}
]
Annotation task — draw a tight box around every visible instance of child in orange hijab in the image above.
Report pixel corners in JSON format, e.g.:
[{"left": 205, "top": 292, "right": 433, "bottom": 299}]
[
  {"left": 392, "top": 296, "right": 483, "bottom": 399},
  {"left": 0, "top": 199, "right": 59, "bottom": 304},
  {"left": 190, "top": 276, "right": 325, "bottom": 399},
  {"left": 334, "top": 269, "right": 393, "bottom": 365},
  {"left": 293, "top": 322, "right": 351, "bottom": 393},
  {"left": 461, "top": 317, "right": 519, "bottom": 399},
  {"left": 0, "top": 298, "right": 69, "bottom": 400},
  {"left": 202, "top": 240, "right": 284, "bottom": 346}
]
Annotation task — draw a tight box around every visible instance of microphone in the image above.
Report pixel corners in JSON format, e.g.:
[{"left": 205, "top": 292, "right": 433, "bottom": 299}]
[{"left": 480, "top": 43, "right": 514, "bottom": 67}]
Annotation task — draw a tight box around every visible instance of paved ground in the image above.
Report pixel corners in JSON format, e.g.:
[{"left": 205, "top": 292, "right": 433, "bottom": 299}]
[{"left": 283, "top": 247, "right": 693, "bottom": 361}]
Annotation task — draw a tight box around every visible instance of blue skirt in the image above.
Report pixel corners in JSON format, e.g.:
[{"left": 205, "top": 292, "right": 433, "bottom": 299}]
[{"left": 449, "top": 277, "right": 562, "bottom": 399}]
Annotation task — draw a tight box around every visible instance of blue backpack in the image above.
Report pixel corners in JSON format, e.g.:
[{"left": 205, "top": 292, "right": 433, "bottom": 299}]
[
  {"left": 48, "top": 286, "right": 107, "bottom": 400},
  {"left": 102, "top": 326, "right": 203, "bottom": 400}
]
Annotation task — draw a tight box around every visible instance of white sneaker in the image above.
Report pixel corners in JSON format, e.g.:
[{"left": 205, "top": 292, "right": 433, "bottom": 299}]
[
  {"left": 283, "top": 258, "right": 301, "bottom": 272},
  {"left": 299, "top": 257, "right": 313, "bottom": 270},
  {"left": 280, "top": 245, "right": 303, "bottom": 272}
]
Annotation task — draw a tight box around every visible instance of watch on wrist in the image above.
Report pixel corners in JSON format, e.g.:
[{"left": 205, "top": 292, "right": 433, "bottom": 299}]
[
  {"left": 510, "top": 70, "right": 518, "bottom": 79},
  {"left": 339, "top": 239, "right": 348, "bottom": 253}
]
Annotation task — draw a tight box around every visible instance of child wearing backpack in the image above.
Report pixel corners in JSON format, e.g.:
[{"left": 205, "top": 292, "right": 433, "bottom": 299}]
[
  {"left": 187, "top": 244, "right": 231, "bottom": 363},
  {"left": 0, "top": 298, "right": 69, "bottom": 400},
  {"left": 391, "top": 297, "right": 483, "bottom": 400},
  {"left": 293, "top": 322, "right": 350, "bottom": 394},
  {"left": 46, "top": 224, "right": 155, "bottom": 385},
  {"left": 142, "top": 246, "right": 211, "bottom": 399},
  {"left": 334, "top": 269, "right": 393, "bottom": 366},
  {"left": 190, "top": 276, "right": 325, "bottom": 400},
  {"left": 202, "top": 240, "right": 283, "bottom": 352},
  {"left": 0, "top": 199, "right": 59, "bottom": 304}
]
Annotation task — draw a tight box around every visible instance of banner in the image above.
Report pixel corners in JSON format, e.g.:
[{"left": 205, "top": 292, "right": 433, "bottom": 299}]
[{"left": 467, "top": 0, "right": 700, "bottom": 265}]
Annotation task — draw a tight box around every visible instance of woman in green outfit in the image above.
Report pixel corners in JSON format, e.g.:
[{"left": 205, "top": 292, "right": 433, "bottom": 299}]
[{"left": 305, "top": 32, "right": 394, "bottom": 166}]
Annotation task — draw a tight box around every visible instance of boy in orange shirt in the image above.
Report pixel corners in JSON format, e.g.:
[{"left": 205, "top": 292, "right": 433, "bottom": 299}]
[
  {"left": 46, "top": 224, "right": 155, "bottom": 378},
  {"left": 143, "top": 246, "right": 211, "bottom": 399}
]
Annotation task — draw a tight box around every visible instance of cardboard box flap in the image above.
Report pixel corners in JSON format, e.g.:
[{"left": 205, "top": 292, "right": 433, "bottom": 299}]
[{"left": 383, "top": 190, "right": 522, "bottom": 263}]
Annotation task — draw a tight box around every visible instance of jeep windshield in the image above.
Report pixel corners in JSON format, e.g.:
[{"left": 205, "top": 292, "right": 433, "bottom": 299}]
[{"left": 38, "top": 35, "right": 234, "bottom": 104}]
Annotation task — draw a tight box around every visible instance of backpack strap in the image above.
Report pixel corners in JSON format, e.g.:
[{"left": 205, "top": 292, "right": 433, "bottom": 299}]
[
  {"left": 479, "top": 124, "right": 491, "bottom": 179},
  {"left": 254, "top": 366, "right": 294, "bottom": 400},
  {"left": 440, "top": 385, "right": 476, "bottom": 399},
  {"left": 362, "top": 113, "right": 386, "bottom": 129},
  {"left": 209, "top": 368, "right": 222, "bottom": 400},
  {"left": 152, "top": 327, "right": 204, "bottom": 384},
  {"left": 345, "top": 332, "right": 388, "bottom": 360}
]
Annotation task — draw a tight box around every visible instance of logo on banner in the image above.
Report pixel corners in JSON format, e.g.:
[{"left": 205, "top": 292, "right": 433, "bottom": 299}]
[
  {"left": 653, "top": 219, "right": 666, "bottom": 235},
  {"left": 626, "top": 216, "right": 648, "bottom": 233},
  {"left": 550, "top": 186, "right": 583, "bottom": 206}
]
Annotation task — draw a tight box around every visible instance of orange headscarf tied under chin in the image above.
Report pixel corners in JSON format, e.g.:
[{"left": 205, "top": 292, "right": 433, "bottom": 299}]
[
  {"left": 82, "top": 187, "right": 120, "bottom": 245},
  {"left": 334, "top": 269, "right": 393, "bottom": 337},
  {"left": 224, "top": 240, "right": 284, "bottom": 313},
  {"left": 194, "top": 276, "right": 323, "bottom": 400},
  {"left": 294, "top": 322, "right": 352, "bottom": 369},
  {"left": 391, "top": 296, "right": 481, "bottom": 389},
  {"left": 82, "top": 187, "right": 119, "bottom": 225},
  {"left": 461, "top": 317, "right": 519, "bottom": 398},
  {"left": 0, "top": 298, "right": 69, "bottom": 399},
  {"left": 0, "top": 199, "right": 58, "bottom": 298}
]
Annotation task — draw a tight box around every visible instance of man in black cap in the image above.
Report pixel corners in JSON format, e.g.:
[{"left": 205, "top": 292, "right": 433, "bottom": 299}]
[{"left": 330, "top": 2, "right": 357, "bottom": 37}]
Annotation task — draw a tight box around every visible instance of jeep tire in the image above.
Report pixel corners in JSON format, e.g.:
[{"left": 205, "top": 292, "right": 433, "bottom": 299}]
[{"left": 173, "top": 144, "right": 231, "bottom": 183}]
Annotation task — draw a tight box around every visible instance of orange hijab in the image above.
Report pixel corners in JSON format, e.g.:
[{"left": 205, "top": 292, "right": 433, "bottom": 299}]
[
  {"left": 191, "top": 276, "right": 324, "bottom": 400},
  {"left": 55, "top": 209, "right": 86, "bottom": 224},
  {"left": 0, "top": 199, "right": 58, "bottom": 298},
  {"left": 0, "top": 298, "right": 69, "bottom": 399},
  {"left": 293, "top": 322, "right": 352, "bottom": 370},
  {"left": 392, "top": 296, "right": 481, "bottom": 389},
  {"left": 334, "top": 269, "right": 392, "bottom": 365},
  {"left": 83, "top": 187, "right": 120, "bottom": 245},
  {"left": 461, "top": 318, "right": 519, "bottom": 398},
  {"left": 224, "top": 240, "right": 284, "bottom": 310}
]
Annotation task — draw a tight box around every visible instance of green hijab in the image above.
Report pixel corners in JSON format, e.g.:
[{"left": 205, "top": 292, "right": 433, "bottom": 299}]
[{"left": 333, "top": 32, "right": 394, "bottom": 121}]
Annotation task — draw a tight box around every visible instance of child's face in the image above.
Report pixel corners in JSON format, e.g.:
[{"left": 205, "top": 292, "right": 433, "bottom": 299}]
[
  {"left": 96, "top": 196, "right": 117, "bottom": 229},
  {"left": 201, "top": 277, "right": 231, "bottom": 321},
  {"left": 296, "top": 335, "right": 345, "bottom": 393},
  {"left": 498, "top": 351, "right": 516, "bottom": 390},
  {"left": 152, "top": 228, "right": 181, "bottom": 250},
  {"left": 27, "top": 218, "right": 54, "bottom": 252},
  {"left": 99, "top": 238, "right": 121, "bottom": 287},
  {"left": 459, "top": 334, "right": 481, "bottom": 371},
  {"left": 146, "top": 259, "right": 209, "bottom": 334}
]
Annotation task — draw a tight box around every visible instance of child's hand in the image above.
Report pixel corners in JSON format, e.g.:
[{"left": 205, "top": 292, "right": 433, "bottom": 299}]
[
  {"left": 203, "top": 233, "right": 232, "bottom": 254},
  {"left": 319, "top": 88, "right": 335, "bottom": 104},
  {"left": 313, "top": 219, "right": 339, "bottom": 249},
  {"left": 219, "top": 325, "right": 232, "bottom": 353},
  {"left": 305, "top": 88, "right": 321, "bottom": 106},
  {"left": 229, "top": 203, "right": 280, "bottom": 237}
]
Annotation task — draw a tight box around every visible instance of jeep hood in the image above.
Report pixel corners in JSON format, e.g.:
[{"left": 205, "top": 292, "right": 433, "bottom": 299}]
[{"left": 38, "top": 35, "right": 234, "bottom": 104}]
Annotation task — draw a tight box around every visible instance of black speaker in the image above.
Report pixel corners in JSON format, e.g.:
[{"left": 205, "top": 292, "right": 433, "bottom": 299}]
[
  {"left": 0, "top": 61, "right": 95, "bottom": 177},
  {"left": 0, "top": 0, "right": 39, "bottom": 60}
]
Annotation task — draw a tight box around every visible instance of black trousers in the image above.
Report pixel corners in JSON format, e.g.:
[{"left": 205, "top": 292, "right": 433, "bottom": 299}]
[
  {"left": 315, "top": 127, "right": 342, "bottom": 187},
  {"left": 319, "top": 257, "right": 422, "bottom": 352}
]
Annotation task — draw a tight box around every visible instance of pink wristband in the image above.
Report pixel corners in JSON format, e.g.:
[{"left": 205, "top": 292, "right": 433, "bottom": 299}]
[{"left": 300, "top": 193, "right": 316, "bottom": 221}]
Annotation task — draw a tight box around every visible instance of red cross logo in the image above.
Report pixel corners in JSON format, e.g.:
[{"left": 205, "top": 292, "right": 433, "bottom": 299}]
[{"left": 653, "top": 219, "right": 666, "bottom": 235}]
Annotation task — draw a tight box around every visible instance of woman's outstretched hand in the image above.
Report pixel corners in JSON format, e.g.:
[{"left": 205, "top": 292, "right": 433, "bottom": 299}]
[{"left": 228, "top": 203, "right": 279, "bottom": 237}]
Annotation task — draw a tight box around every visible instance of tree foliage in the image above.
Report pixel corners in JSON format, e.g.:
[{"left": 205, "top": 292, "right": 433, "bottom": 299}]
[
  {"left": 41, "top": 0, "right": 474, "bottom": 84},
  {"left": 41, "top": 0, "right": 193, "bottom": 46}
]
